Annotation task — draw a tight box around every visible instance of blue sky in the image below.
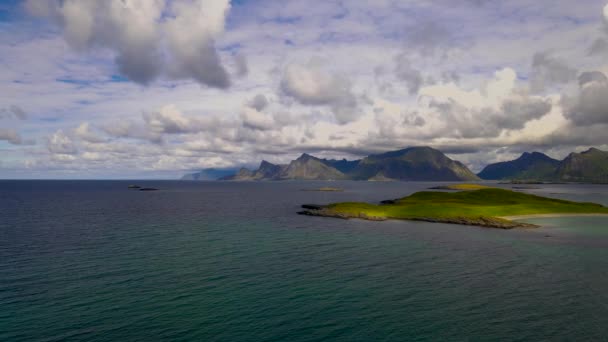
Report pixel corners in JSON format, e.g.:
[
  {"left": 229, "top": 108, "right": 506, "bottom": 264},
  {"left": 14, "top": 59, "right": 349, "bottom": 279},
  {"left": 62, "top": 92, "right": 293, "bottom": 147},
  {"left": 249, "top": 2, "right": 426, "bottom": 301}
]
[{"left": 0, "top": 0, "right": 607, "bottom": 179}]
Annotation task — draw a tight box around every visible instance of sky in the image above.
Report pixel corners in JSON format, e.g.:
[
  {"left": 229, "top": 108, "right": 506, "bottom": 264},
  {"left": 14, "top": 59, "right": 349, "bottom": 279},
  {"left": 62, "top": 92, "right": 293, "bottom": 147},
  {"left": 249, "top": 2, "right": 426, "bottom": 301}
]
[{"left": 1, "top": 0, "right": 608, "bottom": 179}]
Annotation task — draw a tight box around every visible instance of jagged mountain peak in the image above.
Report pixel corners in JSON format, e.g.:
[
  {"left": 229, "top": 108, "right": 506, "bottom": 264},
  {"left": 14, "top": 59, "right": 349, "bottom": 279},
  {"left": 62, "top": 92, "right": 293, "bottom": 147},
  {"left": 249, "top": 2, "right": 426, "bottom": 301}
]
[
  {"left": 296, "top": 153, "right": 316, "bottom": 162},
  {"left": 198, "top": 147, "right": 479, "bottom": 182}
]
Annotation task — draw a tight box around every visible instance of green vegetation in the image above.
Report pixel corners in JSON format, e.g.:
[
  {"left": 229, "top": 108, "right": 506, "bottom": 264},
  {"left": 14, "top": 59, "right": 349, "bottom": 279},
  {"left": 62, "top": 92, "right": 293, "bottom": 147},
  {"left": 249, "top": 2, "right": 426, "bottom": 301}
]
[
  {"left": 429, "top": 183, "right": 492, "bottom": 190},
  {"left": 299, "top": 188, "right": 608, "bottom": 229}
]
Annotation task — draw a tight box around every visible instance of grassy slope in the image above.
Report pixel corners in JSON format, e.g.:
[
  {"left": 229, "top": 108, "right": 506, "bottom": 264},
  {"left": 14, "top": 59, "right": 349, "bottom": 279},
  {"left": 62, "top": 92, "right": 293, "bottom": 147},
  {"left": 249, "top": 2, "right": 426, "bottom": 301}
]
[{"left": 325, "top": 188, "right": 608, "bottom": 222}]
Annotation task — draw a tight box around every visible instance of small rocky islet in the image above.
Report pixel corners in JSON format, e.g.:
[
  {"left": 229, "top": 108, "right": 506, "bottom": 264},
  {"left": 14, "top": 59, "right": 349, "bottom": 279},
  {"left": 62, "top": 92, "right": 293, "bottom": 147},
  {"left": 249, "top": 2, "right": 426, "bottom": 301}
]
[
  {"left": 301, "top": 187, "right": 344, "bottom": 192},
  {"left": 128, "top": 185, "right": 159, "bottom": 191}
]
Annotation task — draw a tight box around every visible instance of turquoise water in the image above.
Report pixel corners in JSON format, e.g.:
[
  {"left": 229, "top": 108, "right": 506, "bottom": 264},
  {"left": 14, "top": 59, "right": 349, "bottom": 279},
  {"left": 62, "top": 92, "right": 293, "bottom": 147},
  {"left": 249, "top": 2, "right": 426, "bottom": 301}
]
[{"left": 1, "top": 181, "right": 608, "bottom": 341}]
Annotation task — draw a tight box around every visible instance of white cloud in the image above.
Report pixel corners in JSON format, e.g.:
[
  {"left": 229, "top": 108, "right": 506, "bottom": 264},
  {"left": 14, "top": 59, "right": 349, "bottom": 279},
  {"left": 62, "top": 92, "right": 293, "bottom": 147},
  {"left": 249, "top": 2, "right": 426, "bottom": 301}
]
[
  {"left": 563, "top": 71, "right": 608, "bottom": 125},
  {"left": 25, "top": 0, "right": 231, "bottom": 87},
  {"left": 240, "top": 107, "right": 275, "bottom": 131},
  {"left": 74, "top": 122, "right": 106, "bottom": 143},
  {"left": 280, "top": 59, "right": 361, "bottom": 124},
  {"left": 47, "top": 130, "right": 77, "bottom": 154}
]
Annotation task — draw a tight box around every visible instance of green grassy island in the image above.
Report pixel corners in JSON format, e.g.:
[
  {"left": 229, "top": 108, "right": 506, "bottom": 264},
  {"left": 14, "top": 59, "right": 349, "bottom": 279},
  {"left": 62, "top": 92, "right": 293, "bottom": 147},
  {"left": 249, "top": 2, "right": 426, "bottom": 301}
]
[{"left": 298, "top": 186, "right": 608, "bottom": 229}]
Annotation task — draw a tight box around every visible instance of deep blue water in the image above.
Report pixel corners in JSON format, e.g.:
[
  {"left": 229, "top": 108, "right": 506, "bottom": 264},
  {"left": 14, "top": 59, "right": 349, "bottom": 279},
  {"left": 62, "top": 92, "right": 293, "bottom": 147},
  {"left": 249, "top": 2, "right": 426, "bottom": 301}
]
[{"left": 1, "top": 180, "right": 608, "bottom": 341}]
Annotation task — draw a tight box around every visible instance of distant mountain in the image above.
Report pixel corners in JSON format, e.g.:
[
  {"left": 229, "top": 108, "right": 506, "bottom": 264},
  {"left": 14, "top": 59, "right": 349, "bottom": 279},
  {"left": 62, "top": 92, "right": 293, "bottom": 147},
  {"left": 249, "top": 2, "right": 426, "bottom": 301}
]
[
  {"left": 556, "top": 148, "right": 608, "bottom": 183},
  {"left": 477, "top": 152, "right": 560, "bottom": 181},
  {"left": 280, "top": 154, "right": 347, "bottom": 180},
  {"left": 477, "top": 148, "right": 608, "bottom": 183},
  {"left": 321, "top": 158, "right": 360, "bottom": 174},
  {"left": 215, "top": 146, "right": 479, "bottom": 181},
  {"left": 349, "top": 146, "right": 480, "bottom": 181},
  {"left": 219, "top": 161, "right": 285, "bottom": 181},
  {"left": 181, "top": 168, "right": 239, "bottom": 181},
  {"left": 221, "top": 154, "right": 346, "bottom": 181}
]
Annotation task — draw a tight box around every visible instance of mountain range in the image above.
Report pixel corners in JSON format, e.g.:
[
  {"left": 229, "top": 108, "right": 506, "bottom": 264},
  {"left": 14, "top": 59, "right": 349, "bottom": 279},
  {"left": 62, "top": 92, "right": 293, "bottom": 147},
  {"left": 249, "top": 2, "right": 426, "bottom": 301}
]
[
  {"left": 182, "top": 146, "right": 608, "bottom": 183},
  {"left": 218, "top": 146, "right": 480, "bottom": 181},
  {"left": 478, "top": 148, "right": 608, "bottom": 183}
]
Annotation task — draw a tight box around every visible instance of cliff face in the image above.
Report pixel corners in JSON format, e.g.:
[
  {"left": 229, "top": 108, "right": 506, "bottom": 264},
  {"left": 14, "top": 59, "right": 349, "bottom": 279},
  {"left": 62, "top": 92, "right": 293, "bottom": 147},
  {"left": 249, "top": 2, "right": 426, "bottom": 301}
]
[
  {"left": 478, "top": 152, "right": 560, "bottom": 181},
  {"left": 216, "top": 146, "right": 479, "bottom": 181},
  {"left": 556, "top": 148, "right": 608, "bottom": 183}
]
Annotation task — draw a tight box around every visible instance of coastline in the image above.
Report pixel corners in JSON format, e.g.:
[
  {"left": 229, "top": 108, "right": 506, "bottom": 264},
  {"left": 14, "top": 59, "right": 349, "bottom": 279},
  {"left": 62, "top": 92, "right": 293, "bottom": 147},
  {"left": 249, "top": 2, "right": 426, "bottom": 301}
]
[
  {"left": 501, "top": 213, "right": 608, "bottom": 220},
  {"left": 298, "top": 208, "right": 539, "bottom": 229}
]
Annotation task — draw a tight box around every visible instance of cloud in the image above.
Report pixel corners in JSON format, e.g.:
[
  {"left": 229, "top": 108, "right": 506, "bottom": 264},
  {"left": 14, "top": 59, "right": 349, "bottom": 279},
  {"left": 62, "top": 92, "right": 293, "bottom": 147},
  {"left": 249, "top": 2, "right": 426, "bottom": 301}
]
[
  {"left": 394, "top": 54, "right": 424, "bottom": 95},
  {"left": 422, "top": 68, "right": 552, "bottom": 138},
  {"left": 578, "top": 71, "right": 607, "bottom": 86},
  {"left": 588, "top": 38, "right": 608, "bottom": 56},
  {"left": 25, "top": 0, "right": 231, "bottom": 88},
  {"left": 402, "top": 111, "right": 426, "bottom": 126},
  {"left": 0, "top": 106, "right": 29, "bottom": 145},
  {"left": 164, "top": 0, "right": 231, "bottom": 87},
  {"left": 562, "top": 71, "right": 608, "bottom": 125},
  {"left": 234, "top": 53, "right": 249, "bottom": 77},
  {"left": 280, "top": 60, "right": 360, "bottom": 124},
  {"left": 0, "top": 105, "right": 27, "bottom": 120},
  {"left": 74, "top": 122, "right": 106, "bottom": 143},
  {"left": 47, "top": 130, "right": 78, "bottom": 154},
  {"left": 530, "top": 52, "right": 577, "bottom": 92},
  {"left": 142, "top": 105, "right": 201, "bottom": 134},
  {"left": 97, "top": 105, "right": 234, "bottom": 144},
  {"left": 4, "top": 0, "right": 608, "bottom": 177},
  {"left": 499, "top": 95, "right": 552, "bottom": 129},
  {"left": 101, "top": 120, "right": 162, "bottom": 144},
  {"left": 0, "top": 128, "right": 24, "bottom": 145},
  {"left": 247, "top": 94, "right": 269, "bottom": 111},
  {"left": 403, "top": 21, "right": 454, "bottom": 56},
  {"left": 240, "top": 107, "right": 275, "bottom": 131}
]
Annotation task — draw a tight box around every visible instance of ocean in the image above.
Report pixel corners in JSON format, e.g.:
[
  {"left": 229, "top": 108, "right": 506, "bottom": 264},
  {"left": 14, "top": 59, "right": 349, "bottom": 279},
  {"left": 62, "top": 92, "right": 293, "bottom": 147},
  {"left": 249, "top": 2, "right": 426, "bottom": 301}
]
[{"left": 1, "top": 180, "right": 608, "bottom": 341}]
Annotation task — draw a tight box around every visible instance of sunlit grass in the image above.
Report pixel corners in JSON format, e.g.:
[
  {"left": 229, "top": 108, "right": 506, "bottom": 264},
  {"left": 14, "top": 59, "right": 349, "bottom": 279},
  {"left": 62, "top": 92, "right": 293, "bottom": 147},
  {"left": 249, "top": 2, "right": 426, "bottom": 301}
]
[{"left": 326, "top": 188, "right": 608, "bottom": 222}]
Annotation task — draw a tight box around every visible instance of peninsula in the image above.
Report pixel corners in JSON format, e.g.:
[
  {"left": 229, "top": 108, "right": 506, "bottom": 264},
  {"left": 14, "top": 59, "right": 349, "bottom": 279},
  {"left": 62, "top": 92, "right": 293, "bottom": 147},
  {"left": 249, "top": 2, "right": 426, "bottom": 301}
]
[{"left": 298, "top": 186, "right": 608, "bottom": 229}]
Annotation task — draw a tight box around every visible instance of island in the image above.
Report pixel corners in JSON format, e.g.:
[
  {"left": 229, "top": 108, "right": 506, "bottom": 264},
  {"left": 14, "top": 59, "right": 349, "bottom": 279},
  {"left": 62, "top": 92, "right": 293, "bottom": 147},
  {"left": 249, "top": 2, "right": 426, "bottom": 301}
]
[
  {"left": 301, "top": 187, "right": 344, "bottom": 192},
  {"left": 298, "top": 186, "right": 608, "bottom": 229}
]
